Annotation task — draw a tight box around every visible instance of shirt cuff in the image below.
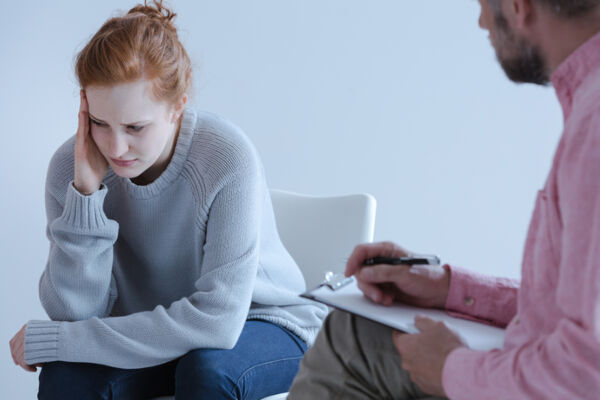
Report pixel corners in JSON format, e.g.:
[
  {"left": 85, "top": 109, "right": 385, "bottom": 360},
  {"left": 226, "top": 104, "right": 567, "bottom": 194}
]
[
  {"left": 443, "top": 265, "right": 501, "bottom": 325},
  {"left": 24, "top": 320, "right": 61, "bottom": 365}
]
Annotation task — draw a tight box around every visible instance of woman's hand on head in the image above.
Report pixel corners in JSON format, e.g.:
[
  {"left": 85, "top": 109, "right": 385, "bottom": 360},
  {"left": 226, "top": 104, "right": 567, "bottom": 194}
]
[
  {"left": 9, "top": 324, "right": 42, "bottom": 372},
  {"left": 74, "top": 89, "right": 109, "bottom": 195}
]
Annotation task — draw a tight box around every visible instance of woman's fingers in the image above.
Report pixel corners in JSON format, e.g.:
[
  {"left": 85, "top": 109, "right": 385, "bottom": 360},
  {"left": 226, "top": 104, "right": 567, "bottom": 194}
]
[
  {"left": 19, "top": 361, "right": 36, "bottom": 372},
  {"left": 77, "top": 90, "right": 89, "bottom": 136},
  {"left": 9, "top": 327, "right": 22, "bottom": 364},
  {"left": 15, "top": 346, "right": 37, "bottom": 372},
  {"left": 14, "top": 338, "right": 23, "bottom": 356},
  {"left": 9, "top": 325, "right": 37, "bottom": 372},
  {"left": 9, "top": 342, "right": 18, "bottom": 365},
  {"left": 78, "top": 110, "right": 87, "bottom": 132},
  {"left": 81, "top": 89, "right": 88, "bottom": 111},
  {"left": 10, "top": 326, "right": 37, "bottom": 372},
  {"left": 76, "top": 108, "right": 87, "bottom": 147}
]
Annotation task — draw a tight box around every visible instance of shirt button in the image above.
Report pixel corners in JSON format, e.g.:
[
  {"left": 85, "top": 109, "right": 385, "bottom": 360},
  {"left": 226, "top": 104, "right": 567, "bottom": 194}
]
[{"left": 463, "top": 296, "right": 475, "bottom": 306}]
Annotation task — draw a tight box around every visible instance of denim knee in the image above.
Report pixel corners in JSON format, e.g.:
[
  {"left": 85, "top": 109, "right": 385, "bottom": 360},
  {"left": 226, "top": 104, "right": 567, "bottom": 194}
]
[
  {"left": 175, "top": 349, "right": 237, "bottom": 399},
  {"left": 38, "top": 362, "right": 110, "bottom": 400}
]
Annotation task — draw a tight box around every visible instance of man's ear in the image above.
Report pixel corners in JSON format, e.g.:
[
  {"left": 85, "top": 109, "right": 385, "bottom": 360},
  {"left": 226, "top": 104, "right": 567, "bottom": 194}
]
[{"left": 507, "top": 0, "right": 535, "bottom": 31}]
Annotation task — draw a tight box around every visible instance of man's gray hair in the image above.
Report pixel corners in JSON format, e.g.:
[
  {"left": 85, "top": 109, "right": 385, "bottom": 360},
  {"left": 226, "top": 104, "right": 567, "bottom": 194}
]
[{"left": 488, "top": 0, "right": 600, "bottom": 18}]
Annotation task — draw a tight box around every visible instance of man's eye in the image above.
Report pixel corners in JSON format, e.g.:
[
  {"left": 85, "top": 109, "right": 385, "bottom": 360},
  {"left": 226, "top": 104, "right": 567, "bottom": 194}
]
[{"left": 128, "top": 125, "right": 144, "bottom": 132}]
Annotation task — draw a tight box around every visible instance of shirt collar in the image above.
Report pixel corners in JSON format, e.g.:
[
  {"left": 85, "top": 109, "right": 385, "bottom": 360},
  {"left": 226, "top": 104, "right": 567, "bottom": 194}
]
[{"left": 551, "top": 31, "right": 600, "bottom": 120}]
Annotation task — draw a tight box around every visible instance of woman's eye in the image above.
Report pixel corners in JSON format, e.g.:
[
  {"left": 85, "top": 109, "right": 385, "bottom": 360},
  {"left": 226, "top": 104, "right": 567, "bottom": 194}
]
[
  {"left": 90, "top": 119, "right": 107, "bottom": 127},
  {"left": 128, "top": 125, "right": 144, "bottom": 132}
]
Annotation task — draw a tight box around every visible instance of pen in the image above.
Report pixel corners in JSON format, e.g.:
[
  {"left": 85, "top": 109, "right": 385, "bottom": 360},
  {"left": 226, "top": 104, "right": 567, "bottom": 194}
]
[{"left": 362, "top": 255, "right": 441, "bottom": 266}]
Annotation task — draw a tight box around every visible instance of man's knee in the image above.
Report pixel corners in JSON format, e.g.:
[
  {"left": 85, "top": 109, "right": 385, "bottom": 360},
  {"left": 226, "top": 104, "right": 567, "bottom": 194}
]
[
  {"left": 38, "top": 361, "right": 110, "bottom": 400},
  {"left": 322, "top": 309, "right": 353, "bottom": 343},
  {"left": 325, "top": 310, "right": 395, "bottom": 354}
]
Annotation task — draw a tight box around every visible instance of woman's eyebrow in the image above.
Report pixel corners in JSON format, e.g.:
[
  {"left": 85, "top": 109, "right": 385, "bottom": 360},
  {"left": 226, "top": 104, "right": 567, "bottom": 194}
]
[{"left": 88, "top": 113, "right": 150, "bottom": 126}]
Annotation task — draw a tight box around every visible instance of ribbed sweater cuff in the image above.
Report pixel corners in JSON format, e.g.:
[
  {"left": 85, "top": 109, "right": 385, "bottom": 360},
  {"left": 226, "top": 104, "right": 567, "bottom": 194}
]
[
  {"left": 61, "top": 182, "right": 109, "bottom": 229},
  {"left": 24, "top": 320, "right": 61, "bottom": 365}
]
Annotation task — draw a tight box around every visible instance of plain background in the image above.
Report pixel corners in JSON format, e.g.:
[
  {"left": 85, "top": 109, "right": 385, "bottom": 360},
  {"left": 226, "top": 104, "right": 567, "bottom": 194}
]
[{"left": 0, "top": 1, "right": 562, "bottom": 397}]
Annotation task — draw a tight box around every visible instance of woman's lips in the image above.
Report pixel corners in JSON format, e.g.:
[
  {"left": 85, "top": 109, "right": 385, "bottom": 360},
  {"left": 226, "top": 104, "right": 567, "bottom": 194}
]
[{"left": 111, "top": 158, "right": 137, "bottom": 167}]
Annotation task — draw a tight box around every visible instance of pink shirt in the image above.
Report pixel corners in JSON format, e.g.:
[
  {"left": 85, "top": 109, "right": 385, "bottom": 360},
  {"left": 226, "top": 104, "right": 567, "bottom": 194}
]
[{"left": 441, "top": 32, "right": 600, "bottom": 399}]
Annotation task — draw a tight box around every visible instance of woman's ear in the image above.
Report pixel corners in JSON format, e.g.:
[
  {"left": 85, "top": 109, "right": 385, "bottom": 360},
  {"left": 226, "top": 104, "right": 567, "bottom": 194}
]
[{"left": 171, "top": 93, "right": 188, "bottom": 123}]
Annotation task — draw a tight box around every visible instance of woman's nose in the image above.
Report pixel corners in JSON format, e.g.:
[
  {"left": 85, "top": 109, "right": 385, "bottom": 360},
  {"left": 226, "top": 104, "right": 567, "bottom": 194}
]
[{"left": 108, "top": 132, "right": 129, "bottom": 158}]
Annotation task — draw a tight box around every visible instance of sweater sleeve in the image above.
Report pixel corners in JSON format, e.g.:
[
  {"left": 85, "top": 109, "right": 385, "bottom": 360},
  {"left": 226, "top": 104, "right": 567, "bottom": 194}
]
[
  {"left": 39, "top": 145, "right": 119, "bottom": 321},
  {"left": 25, "top": 153, "right": 265, "bottom": 368},
  {"left": 443, "top": 265, "right": 519, "bottom": 328}
]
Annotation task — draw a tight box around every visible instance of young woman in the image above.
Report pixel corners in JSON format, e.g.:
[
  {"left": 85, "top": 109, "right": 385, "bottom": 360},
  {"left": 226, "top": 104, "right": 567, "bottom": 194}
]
[{"left": 8, "top": 1, "right": 326, "bottom": 398}]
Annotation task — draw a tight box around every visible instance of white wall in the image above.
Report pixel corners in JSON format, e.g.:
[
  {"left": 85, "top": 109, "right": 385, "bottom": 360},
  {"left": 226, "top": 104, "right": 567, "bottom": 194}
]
[{"left": 0, "top": 1, "right": 561, "bottom": 397}]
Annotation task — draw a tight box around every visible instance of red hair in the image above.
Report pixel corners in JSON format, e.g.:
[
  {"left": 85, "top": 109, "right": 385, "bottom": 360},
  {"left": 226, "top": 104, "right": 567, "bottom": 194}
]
[{"left": 75, "top": 0, "right": 192, "bottom": 105}]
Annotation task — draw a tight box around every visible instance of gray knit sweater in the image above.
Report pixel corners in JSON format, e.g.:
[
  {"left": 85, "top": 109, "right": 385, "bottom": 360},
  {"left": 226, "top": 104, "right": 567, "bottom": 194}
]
[{"left": 24, "top": 108, "right": 327, "bottom": 369}]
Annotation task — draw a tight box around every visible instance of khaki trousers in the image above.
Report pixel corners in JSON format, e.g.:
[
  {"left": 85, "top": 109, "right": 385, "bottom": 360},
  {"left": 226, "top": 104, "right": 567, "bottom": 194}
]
[{"left": 288, "top": 310, "right": 448, "bottom": 400}]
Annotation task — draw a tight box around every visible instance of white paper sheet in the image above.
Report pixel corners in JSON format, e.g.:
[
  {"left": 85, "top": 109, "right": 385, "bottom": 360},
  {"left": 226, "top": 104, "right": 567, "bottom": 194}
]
[{"left": 302, "top": 277, "right": 505, "bottom": 351}]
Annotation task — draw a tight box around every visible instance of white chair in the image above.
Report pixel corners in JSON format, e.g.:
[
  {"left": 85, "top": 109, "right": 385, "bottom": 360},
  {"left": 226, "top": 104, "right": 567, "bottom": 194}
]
[
  {"left": 269, "top": 189, "right": 376, "bottom": 289},
  {"left": 155, "top": 189, "right": 377, "bottom": 400}
]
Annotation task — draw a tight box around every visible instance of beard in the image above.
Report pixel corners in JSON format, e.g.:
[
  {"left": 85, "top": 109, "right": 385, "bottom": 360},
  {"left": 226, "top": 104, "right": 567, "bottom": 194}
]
[{"left": 493, "top": 12, "right": 550, "bottom": 86}]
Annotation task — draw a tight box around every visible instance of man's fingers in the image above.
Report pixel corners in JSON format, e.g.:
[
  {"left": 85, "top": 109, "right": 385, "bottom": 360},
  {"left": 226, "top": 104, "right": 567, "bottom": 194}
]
[
  {"left": 412, "top": 375, "right": 428, "bottom": 393},
  {"left": 345, "top": 242, "right": 408, "bottom": 277},
  {"left": 392, "top": 330, "right": 410, "bottom": 353},
  {"left": 356, "top": 280, "right": 385, "bottom": 303},
  {"left": 359, "top": 263, "right": 409, "bottom": 284},
  {"left": 414, "top": 315, "right": 438, "bottom": 332}
]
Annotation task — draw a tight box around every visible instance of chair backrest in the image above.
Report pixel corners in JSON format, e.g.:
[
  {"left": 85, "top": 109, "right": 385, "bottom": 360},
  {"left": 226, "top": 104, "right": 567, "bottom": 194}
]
[{"left": 269, "top": 189, "right": 376, "bottom": 289}]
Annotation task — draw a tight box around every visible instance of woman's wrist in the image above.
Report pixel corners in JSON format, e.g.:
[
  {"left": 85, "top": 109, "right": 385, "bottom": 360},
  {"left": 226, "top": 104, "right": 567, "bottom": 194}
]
[{"left": 73, "top": 180, "right": 100, "bottom": 196}]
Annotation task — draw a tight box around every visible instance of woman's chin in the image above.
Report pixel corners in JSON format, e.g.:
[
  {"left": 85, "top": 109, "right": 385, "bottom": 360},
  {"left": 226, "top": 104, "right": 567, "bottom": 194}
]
[{"left": 111, "top": 164, "right": 145, "bottom": 180}]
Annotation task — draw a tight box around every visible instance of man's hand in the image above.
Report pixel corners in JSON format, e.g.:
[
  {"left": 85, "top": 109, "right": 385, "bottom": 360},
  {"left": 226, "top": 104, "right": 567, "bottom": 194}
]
[
  {"left": 393, "top": 315, "right": 465, "bottom": 397},
  {"left": 9, "top": 324, "right": 42, "bottom": 372},
  {"left": 345, "top": 241, "right": 451, "bottom": 308}
]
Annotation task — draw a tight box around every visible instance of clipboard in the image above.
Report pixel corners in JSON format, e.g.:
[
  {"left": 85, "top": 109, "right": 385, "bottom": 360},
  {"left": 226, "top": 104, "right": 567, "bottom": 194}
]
[{"left": 301, "top": 273, "right": 505, "bottom": 351}]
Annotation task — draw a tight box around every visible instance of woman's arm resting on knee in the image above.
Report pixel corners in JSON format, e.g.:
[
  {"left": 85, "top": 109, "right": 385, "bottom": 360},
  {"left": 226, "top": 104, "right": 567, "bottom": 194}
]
[{"left": 39, "top": 135, "right": 118, "bottom": 322}]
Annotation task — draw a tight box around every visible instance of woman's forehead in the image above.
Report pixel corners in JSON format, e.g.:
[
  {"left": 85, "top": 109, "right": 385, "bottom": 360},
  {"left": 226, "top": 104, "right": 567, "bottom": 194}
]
[{"left": 86, "top": 80, "right": 168, "bottom": 121}]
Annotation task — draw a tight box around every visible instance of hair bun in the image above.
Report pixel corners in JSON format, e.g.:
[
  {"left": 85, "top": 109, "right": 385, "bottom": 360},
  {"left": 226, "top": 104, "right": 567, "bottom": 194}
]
[{"left": 127, "top": 0, "right": 177, "bottom": 31}]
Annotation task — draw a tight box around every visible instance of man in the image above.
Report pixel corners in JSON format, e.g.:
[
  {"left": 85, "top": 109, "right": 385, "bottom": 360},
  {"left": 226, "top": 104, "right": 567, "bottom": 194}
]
[{"left": 287, "top": 0, "right": 600, "bottom": 398}]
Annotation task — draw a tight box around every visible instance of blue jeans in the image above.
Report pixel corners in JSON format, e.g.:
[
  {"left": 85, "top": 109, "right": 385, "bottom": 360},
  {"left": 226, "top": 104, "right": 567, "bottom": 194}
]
[{"left": 38, "top": 320, "right": 307, "bottom": 400}]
